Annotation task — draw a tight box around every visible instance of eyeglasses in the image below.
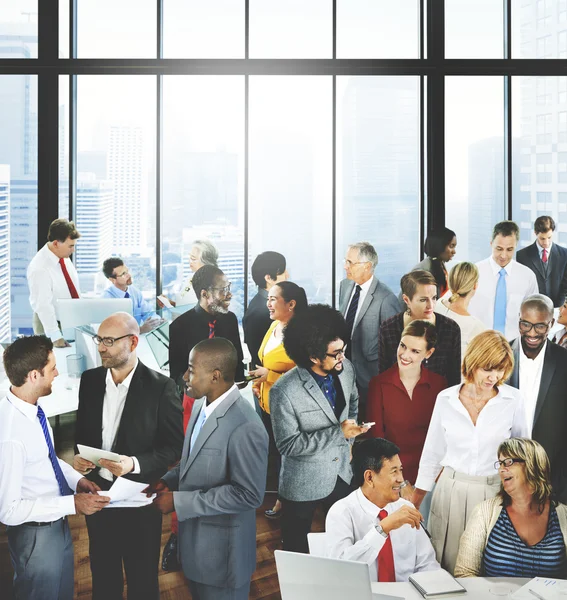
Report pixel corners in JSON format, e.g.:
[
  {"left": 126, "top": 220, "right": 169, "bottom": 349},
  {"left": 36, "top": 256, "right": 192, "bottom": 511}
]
[
  {"left": 494, "top": 458, "right": 525, "bottom": 469},
  {"left": 92, "top": 334, "right": 134, "bottom": 347},
  {"left": 518, "top": 319, "right": 552, "bottom": 334},
  {"left": 326, "top": 346, "right": 347, "bottom": 359},
  {"left": 210, "top": 283, "right": 231, "bottom": 295},
  {"left": 343, "top": 259, "right": 369, "bottom": 267},
  {"left": 113, "top": 270, "right": 130, "bottom": 279}
]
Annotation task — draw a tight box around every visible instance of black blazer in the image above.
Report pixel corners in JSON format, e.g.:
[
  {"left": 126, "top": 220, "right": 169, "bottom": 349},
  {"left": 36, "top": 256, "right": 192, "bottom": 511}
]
[
  {"left": 75, "top": 361, "right": 184, "bottom": 487},
  {"left": 168, "top": 303, "right": 245, "bottom": 386},
  {"left": 516, "top": 242, "right": 567, "bottom": 307},
  {"left": 242, "top": 288, "right": 271, "bottom": 366},
  {"left": 509, "top": 338, "right": 567, "bottom": 502}
]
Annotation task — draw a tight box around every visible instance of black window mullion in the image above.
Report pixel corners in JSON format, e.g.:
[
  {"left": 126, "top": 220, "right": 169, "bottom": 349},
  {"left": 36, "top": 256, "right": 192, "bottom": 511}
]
[
  {"left": 155, "top": 1, "right": 164, "bottom": 299},
  {"left": 331, "top": 0, "right": 337, "bottom": 307},
  {"left": 243, "top": 0, "right": 250, "bottom": 311},
  {"left": 504, "top": 0, "right": 513, "bottom": 221}
]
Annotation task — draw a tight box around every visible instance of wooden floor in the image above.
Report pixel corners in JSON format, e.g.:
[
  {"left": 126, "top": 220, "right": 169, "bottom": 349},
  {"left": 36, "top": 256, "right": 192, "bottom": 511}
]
[{"left": 0, "top": 413, "right": 325, "bottom": 599}]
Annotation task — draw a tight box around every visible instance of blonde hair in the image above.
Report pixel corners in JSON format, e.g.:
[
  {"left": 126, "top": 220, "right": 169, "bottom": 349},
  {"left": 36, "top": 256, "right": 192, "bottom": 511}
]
[
  {"left": 497, "top": 438, "right": 553, "bottom": 512},
  {"left": 461, "top": 330, "right": 514, "bottom": 385},
  {"left": 448, "top": 262, "right": 479, "bottom": 304}
]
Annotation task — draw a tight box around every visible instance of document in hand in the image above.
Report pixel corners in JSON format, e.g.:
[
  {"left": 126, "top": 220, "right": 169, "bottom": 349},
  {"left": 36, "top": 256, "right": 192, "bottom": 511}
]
[
  {"left": 511, "top": 577, "right": 567, "bottom": 600},
  {"left": 409, "top": 569, "right": 466, "bottom": 599},
  {"left": 98, "top": 477, "right": 155, "bottom": 508},
  {"left": 77, "top": 444, "right": 120, "bottom": 468}
]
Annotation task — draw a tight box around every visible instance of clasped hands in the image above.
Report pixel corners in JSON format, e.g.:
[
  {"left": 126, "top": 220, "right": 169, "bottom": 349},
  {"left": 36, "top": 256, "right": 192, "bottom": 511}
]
[{"left": 143, "top": 480, "right": 175, "bottom": 515}]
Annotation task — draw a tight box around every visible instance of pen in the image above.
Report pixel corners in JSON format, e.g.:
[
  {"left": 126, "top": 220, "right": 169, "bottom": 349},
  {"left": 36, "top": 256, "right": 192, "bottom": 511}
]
[
  {"left": 529, "top": 589, "right": 546, "bottom": 600},
  {"left": 420, "top": 520, "right": 432, "bottom": 539}
]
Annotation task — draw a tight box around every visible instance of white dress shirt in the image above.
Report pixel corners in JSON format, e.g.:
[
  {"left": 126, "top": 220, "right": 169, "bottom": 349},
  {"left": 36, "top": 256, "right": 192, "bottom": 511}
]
[
  {"left": 27, "top": 244, "right": 81, "bottom": 340},
  {"left": 346, "top": 276, "right": 374, "bottom": 327},
  {"left": 174, "top": 276, "right": 198, "bottom": 307},
  {"left": 325, "top": 489, "right": 440, "bottom": 583},
  {"left": 0, "top": 391, "right": 83, "bottom": 526},
  {"left": 519, "top": 341, "right": 546, "bottom": 435},
  {"left": 100, "top": 361, "right": 141, "bottom": 482},
  {"left": 415, "top": 383, "right": 528, "bottom": 491},
  {"left": 537, "top": 241, "right": 552, "bottom": 261},
  {"left": 468, "top": 257, "right": 538, "bottom": 341},
  {"left": 194, "top": 384, "right": 238, "bottom": 429}
]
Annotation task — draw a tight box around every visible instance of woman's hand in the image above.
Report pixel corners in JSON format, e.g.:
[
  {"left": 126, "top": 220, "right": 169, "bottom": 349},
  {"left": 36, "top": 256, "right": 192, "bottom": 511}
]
[
  {"left": 249, "top": 365, "right": 269, "bottom": 384},
  {"left": 410, "top": 487, "right": 427, "bottom": 510},
  {"left": 252, "top": 384, "right": 261, "bottom": 398},
  {"left": 400, "top": 481, "right": 415, "bottom": 501}
]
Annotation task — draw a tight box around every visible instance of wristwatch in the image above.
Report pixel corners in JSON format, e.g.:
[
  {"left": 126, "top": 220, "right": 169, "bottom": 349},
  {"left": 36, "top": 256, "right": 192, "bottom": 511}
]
[{"left": 374, "top": 523, "right": 388, "bottom": 539}]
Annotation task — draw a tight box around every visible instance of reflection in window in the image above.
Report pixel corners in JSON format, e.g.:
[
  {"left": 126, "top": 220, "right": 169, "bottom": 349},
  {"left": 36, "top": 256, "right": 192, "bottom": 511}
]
[{"left": 0, "top": 0, "right": 37, "bottom": 59}]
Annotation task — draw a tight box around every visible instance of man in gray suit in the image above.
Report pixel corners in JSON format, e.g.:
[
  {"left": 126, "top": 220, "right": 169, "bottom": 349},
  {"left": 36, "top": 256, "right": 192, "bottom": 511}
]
[
  {"left": 270, "top": 304, "right": 370, "bottom": 553},
  {"left": 339, "top": 242, "right": 401, "bottom": 417},
  {"left": 150, "top": 337, "right": 269, "bottom": 600}
]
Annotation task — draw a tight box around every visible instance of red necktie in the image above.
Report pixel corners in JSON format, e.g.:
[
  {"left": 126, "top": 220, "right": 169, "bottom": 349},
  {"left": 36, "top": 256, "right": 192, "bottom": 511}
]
[
  {"left": 59, "top": 258, "right": 79, "bottom": 299},
  {"left": 208, "top": 320, "right": 216, "bottom": 339},
  {"left": 542, "top": 248, "right": 548, "bottom": 264},
  {"left": 377, "top": 509, "right": 396, "bottom": 582}
]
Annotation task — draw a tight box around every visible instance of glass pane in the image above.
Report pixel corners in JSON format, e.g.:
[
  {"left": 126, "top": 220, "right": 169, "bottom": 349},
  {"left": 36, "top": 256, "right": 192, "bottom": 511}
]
[
  {"left": 59, "top": 0, "right": 69, "bottom": 58},
  {"left": 0, "top": 0, "right": 38, "bottom": 59},
  {"left": 512, "top": 0, "right": 566, "bottom": 58},
  {"left": 337, "top": 0, "right": 420, "bottom": 59},
  {"left": 76, "top": 76, "right": 156, "bottom": 305},
  {"left": 0, "top": 75, "right": 38, "bottom": 340},
  {"left": 77, "top": 0, "right": 156, "bottom": 58},
  {"left": 162, "top": 76, "right": 245, "bottom": 319},
  {"left": 249, "top": 76, "right": 332, "bottom": 305},
  {"left": 446, "top": 0, "right": 504, "bottom": 58},
  {"left": 513, "top": 77, "right": 567, "bottom": 249},
  {"left": 445, "top": 77, "right": 506, "bottom": 263},
  {"left": 59, "top": 75, "right": 69, "bottom": 219},
  {"left": 163, "top": 0, "right": 244, "bottom": 58},
  {"left": 249, "top": 0, "right": 332, "bottom": 58},
  {"left": 337, "top": 76, "right": 421, "bottom": 294}
]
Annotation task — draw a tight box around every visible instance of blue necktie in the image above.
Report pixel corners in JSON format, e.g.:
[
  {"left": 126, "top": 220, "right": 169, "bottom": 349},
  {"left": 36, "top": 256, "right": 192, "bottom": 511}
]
[
  {"left": 124, "top": 291, "right": 130, "bottom": 299},
  {"left": 345, "top": 285, "right": 361, "bottom": 336},
  {"left": 190, "top": 407, "right": 207, "bottom": 453},
  {"left": 37, "top": 405, "right": 74, "bottom": 496},
  {"left": 493, "top": 268, "right": 507, "bottom": 334}
]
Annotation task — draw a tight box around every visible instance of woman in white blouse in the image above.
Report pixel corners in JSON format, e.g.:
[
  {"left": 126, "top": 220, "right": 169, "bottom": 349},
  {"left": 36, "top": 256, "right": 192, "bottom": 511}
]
[
  {"left": 434, "top": 261, "right": 487, "bottom": 359},
  {"left": 411, "top": 330, "right": 528, "bottom": 575},
  {"left": 551, "top": 297, "right": 567, "bottom": 349}
]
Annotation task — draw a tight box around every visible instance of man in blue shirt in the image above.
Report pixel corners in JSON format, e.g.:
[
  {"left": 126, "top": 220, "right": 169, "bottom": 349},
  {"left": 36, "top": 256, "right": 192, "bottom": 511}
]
[{"left": 102, "top": 257, "right": 162, "bottom": 333}]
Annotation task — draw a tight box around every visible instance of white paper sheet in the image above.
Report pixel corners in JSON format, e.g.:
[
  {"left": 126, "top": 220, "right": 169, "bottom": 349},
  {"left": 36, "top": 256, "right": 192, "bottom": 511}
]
[{"left": 98, "top": 477, "right": 155, "bottom": 508}]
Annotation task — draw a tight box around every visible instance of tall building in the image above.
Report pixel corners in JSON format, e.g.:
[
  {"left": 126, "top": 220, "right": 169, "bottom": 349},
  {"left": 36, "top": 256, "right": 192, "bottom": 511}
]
[{"left": 0, "top": 166, "right": 11, "bottom": 341}]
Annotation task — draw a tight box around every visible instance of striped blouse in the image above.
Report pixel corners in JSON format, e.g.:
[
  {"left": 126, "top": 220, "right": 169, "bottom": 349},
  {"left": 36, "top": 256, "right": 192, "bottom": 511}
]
[{"left": 483, "top": 505, "right": 567, "bottom": 578}]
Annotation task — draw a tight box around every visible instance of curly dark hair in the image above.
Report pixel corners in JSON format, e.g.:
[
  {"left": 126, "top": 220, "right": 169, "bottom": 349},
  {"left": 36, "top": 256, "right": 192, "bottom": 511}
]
[{"left": 282, "top": 304, "right": 349, "bottom": 369}]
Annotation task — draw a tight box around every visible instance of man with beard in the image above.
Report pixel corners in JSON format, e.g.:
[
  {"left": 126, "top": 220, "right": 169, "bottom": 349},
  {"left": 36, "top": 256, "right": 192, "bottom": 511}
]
[
  {"left": 508, "top": 294, "right": 567, "bottom": 502},
  {"left": 73, "top": 312, "right": 183, "bottom": 600},
  {"left": 269, "top": 304, "right": 369, "bottom": 553}
]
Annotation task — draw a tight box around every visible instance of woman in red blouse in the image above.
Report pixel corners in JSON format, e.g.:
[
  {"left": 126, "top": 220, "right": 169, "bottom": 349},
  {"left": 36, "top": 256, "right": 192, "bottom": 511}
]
[{"left": 367, "top": 319, "right": 448, "bottom": 485}]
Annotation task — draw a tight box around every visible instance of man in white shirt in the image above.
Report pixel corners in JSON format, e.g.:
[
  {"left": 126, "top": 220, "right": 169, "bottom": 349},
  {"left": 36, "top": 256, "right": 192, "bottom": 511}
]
[
  {"left": 508, "top": 294, "right": 567, "bottom": 502},
  {"left": 0, "top": 335, "right": 110, "bottom": 600},
  {"left": 27, "top": 218, "right": 81, "bottom": 348},
  {"left": 326, "top": 438, "right": 439, "bottom": 583},
  {"left": 468, "top": 220, "right": 538, "bottom": 340}
]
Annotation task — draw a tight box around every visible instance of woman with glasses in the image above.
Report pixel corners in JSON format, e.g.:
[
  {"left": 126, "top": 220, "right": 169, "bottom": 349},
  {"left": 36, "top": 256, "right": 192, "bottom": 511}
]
[
  {"left": 455, "top": 438, "right": 567, "bottom": 578},
  {"left": 412, "top": 330, "right": 528, "bottom": 574},
  {"left": 412, "top": 227, "right": 457, "bottom": 298},
  {"left": 378, "top": 270, "right": 462, "bottom": 386}
]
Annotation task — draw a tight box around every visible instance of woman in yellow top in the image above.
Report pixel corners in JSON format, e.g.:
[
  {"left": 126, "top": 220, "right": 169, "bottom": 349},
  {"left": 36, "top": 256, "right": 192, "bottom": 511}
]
[{"left": 250, "top": 280, "right": 308, "bottom": 518}]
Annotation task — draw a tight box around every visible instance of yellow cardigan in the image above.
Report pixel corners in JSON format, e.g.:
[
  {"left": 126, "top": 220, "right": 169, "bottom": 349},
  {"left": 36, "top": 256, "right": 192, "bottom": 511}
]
[{"left": 254, "top": 320, "right": 295, "bottom": 414}]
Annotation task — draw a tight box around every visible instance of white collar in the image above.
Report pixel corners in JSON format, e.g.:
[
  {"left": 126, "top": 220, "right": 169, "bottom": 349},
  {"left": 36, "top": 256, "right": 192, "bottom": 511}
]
[
  {"left": 355, "top": 487, "right": 400, "bottom": 520},
  {"left": 6, "top": 388, "right": 40, "bottom": 422},
  {"left": 105, "top": 359, "right": 139, "bottom": 391},
  {"left": 536, "top": 241, "right": 552, "bottom": 254},
  {"left": 489, "top": 256, "right": 514, "bottom": 276},
  {"left": 203, "top": 383, "right": 238, "bottom": 419},
  {"left": 353, "top": 275, "right": 374, "bottom": 294},
  {"left": 42, "top": 243, "right": 62, "bottom": 266},
  {"left": 520, "top": 340, "right": 547, "bottom": 365}
]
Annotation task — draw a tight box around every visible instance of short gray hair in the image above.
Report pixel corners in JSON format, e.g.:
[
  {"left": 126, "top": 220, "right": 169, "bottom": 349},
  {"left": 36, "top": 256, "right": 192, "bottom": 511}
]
[
  {"left": 192, "top": 239, "right": 218, "bottom": 267},
  {"left": 347, "top": 242, "right": 378, "bottom": 270},
  {"left": 521, "top": 294, "right": 554, "bottom": 319}
]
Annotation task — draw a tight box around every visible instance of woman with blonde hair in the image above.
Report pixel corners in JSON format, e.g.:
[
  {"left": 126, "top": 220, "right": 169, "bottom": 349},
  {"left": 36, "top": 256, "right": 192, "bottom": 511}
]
[
  {"left": 455, "top": 438, "right": 567, "bottom": 578},
  {"left": 412, "top": 330, "right": 528, "bottom": 574},
  {"left": 434, "top": 262, "right": 487, "bottom": 357}
]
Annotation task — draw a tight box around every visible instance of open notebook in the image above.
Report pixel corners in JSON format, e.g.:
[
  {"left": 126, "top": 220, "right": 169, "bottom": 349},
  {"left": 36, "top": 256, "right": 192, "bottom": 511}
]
[{"left": 409, "top": 569, "right": 466, "bottom": 599}]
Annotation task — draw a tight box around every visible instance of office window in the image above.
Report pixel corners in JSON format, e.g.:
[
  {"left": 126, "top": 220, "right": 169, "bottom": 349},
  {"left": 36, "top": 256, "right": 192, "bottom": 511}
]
[
  {"left": 0, "top": 0, "right": 37, "bottom": 59},
  {"left": 560, "top": 0, "right": 567, "bottom": 22},
  {"left": 560, "top": 111, "right": 567, "bottom": 143},
  {"left": 249, "top": 76, "right": 332, "bottom": 305},
  {"left": 58, "top": 75, "right": 69, "bottom": 219},
  {"left": 536, "top": 0, "right": 552, "bottom": 28},
  {"left": 59, "top": 0, "right": 69, "bottom": 58},
  {"left": 162, "top": 76, "right": 245, "bottom": 319},
  {"left": 445, "top": 0, "right": 504, "bottom": 58},
  {"left": 336, "top": 76, "right": 420, "bottom": 294},
  {"left": 75, "top": 76, "right": 156, "bottom": 302},
  {"left": 163, "top": 0, "right": 244, "bottom": 58},
  {"left": 445, "top": 77, "right": 505, "bottom": 263},
  {"left": 513, "top": 0, "right": 562, "bottom": 58},
  {"left": 337, "top": 0, "right": 420, "bottom": 59},
  {"left": 249, "top": 0, "right": 332, "bottom": 58},
  {"left": 559, "top": 30, "right": 567, "bottom": 58}
]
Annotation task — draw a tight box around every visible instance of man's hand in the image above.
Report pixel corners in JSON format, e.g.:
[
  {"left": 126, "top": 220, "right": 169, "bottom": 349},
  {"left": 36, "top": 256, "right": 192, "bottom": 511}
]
[
  {"left": 74, "top": 493, "right": 110, "bottom": 515},
  {"left": 152, "top": 491, "right": 175, "bottom": 514},
  {"left": 73, "top": 455, "right": 96, "bottom": 475},
  {"left": 99, "top": 455, "right": 134, "bottom": 477},
  {"left": 143, "top": 479, "right": 170, "bottom": 498},
  {"left": 400, "top": 481, "right": 415, "bottom": 501},
  {"left": 380, "top": 505, "right": 423, "bottom": 535},
  {"left": 54, "top": 337, "right": 71, "bottom": 348},
  {"left": 76, "top": 478, "right": 101, "bottom": 494},
  {"left": 410, "top": 488, "right": 427, "bottom": 511},
  {"left": 140, "top": 317, "right": 162, "bottom": 334},
  {"left": 341, "top": 419, "right": 370, "bottom": 440}
]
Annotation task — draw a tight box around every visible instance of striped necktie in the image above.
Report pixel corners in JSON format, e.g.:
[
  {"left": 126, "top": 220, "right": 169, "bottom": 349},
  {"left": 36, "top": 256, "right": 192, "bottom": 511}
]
[{"left": 208, "top": 320, "right": 216, "bottom": 339}]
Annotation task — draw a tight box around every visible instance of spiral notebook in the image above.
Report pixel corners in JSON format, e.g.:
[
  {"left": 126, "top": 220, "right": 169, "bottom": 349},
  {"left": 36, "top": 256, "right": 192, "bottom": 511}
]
[{"left": 409, "top": 569, "right": 466, "bottom": 599}]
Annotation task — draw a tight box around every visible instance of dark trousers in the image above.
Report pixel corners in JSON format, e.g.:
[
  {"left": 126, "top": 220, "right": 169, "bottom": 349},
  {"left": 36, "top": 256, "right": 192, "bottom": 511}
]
[
  {"left": 280, "top": 476, "right": 352, "bottom": 553},
  {"left": 85, "top": 504, "right": 162, "bottom": 600},
  {"left": 262, "top": 409, "right": 281, "bottom": 499}
]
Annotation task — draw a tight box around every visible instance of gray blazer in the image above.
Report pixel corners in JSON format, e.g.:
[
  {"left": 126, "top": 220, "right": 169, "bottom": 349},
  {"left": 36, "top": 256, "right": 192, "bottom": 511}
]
[
  {"left": 339, "top": 276, "right": 401, "bottom": 391},
  {"left": 270, "top": 360, "right": 359, "bottom": 502},
  {"left": 162, "top": 388, "right": 269, "bottom": 589}
]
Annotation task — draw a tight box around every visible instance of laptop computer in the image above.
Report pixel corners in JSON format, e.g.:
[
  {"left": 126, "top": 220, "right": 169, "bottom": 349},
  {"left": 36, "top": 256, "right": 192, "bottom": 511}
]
[{"left": 274, "top": 550, "right": 403, "bottom": 600}]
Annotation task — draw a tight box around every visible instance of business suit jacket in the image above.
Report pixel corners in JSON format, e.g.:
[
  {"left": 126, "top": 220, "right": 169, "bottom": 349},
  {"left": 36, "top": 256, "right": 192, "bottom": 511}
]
[
  {"left": 161, "top": 388, "right": 268, "bottom": 589},
  {"left": 243, "top": 287, "right": 271, "bottom": 366},
  {"left": 508, "top": 338, "right": 567, "bottom": 502},
  {"left": 75, "top": 361, "right": 184, "bottom": 486},
  {"left": 269, "top": 360, "right": 359, "bottom": 502},
  {"left": 339, "top": 276, "right": 401, "bottom": 392},
  {"left": 516, "top": 242, "right": 567, "bottom": 307}
]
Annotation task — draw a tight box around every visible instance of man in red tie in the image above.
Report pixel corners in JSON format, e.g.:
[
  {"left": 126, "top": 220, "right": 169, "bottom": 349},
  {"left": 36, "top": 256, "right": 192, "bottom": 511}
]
[
  {"left": 325, "top": 438, "right": 439, "bottom": 582},
  {"left": 27, "top": 219, "right": 81, "bottom": 348}
]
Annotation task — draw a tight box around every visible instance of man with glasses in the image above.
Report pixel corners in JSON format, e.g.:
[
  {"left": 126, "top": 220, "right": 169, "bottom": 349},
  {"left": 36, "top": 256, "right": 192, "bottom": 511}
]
[
  {"left": 508, "top": 294, "right": 567, "bottom": 503},
  {"left": 339, "top": 242, "right": 400, "bottom": 418},
  {"left": 102, "top": 257, "right": 163, "bottom": 333},
  {"left": 73, "top": 312, "right": 183, "bottom": 600},
  {"left": 270, "top": 304, "right": 370, "bottom": 553}
]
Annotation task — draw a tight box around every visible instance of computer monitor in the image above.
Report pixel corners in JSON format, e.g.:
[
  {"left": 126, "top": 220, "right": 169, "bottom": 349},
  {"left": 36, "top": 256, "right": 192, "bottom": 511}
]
[
  {"left": 145, "top": 320, "right": 170, "bottom": 372},
  {"left": 57, "top": 298, "right": 133, "bottom": 339}
]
